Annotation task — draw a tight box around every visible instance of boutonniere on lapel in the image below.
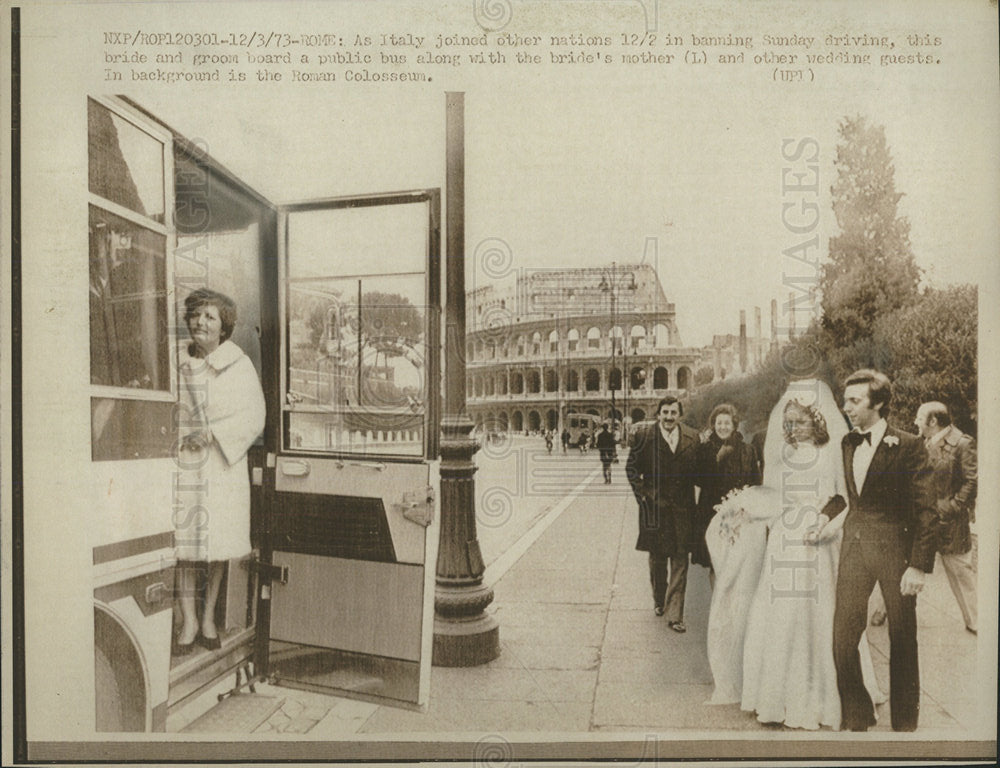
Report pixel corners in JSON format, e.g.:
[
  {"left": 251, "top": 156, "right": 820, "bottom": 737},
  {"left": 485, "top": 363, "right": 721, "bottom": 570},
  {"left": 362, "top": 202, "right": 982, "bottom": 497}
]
[{"left": 884, "top": 435, "right": 900, "bottom": 447}]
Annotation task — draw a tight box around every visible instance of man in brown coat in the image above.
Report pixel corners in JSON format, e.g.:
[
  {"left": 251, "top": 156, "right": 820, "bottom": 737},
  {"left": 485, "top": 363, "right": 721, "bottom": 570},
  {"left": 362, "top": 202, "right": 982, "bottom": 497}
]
[
  {"left": 626, "top": 396, "right": 699, "bottom": 632},
  {"left": 915, "top": 401, "right": 978, "bottom": 633}
]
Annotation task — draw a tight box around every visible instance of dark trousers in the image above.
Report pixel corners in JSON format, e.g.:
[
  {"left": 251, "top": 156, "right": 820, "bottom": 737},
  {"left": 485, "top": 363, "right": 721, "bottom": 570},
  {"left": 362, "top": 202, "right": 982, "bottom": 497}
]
[
  {"left": 648, "top": 553, "right": 688, "bottom": 622},
  {"left": 834, "top": 534, "right": 920, "bottom": 731}
]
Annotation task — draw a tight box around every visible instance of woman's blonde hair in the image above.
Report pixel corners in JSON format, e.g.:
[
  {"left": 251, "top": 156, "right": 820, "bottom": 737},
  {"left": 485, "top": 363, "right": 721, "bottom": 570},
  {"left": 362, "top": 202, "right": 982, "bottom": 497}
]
[{"left": 782, "top": 398, "right": 830, "bottom": 446}]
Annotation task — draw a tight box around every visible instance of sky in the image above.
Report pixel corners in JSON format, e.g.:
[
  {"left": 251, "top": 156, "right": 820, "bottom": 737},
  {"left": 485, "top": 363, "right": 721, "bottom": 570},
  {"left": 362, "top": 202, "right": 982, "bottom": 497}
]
[{"left": 125, "top": 0, "right": 999, "bottom": 348}]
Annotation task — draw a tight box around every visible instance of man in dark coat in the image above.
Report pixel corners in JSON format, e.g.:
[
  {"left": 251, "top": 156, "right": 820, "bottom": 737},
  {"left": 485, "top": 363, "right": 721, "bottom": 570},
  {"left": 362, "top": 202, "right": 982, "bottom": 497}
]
[
  {"left": 596, "top": 422, "right": 617, "bottom": 483},
  {"left": 626, "top": 396, "right": 699, "bottom": 632},
  {"left": 915, "top": 401, "right": 978, "bottom": 633},
  {"left": 815, "top": 370, "right": 936, "bottom": 731}
]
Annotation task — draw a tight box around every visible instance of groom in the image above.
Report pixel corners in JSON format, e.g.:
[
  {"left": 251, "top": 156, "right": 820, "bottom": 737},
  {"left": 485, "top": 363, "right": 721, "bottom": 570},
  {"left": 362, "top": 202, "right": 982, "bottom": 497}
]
[{"left": 817, "top": 369, "right": 937, "bottom": 731}]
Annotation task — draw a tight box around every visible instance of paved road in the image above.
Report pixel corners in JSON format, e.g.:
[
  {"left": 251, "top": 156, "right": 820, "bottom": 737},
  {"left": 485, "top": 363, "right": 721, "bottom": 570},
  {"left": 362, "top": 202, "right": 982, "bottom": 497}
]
[{"left": 474, "top": 434, "right": 610, "bottom": 568}]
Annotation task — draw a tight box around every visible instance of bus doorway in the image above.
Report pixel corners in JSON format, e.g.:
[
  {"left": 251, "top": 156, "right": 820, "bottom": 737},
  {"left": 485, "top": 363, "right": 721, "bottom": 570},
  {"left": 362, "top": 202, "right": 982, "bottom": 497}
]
[
  {"left": 260, "top": 192, "right": 441, "bottom": 708},
  {"left": 90, "top": 96, "right": 442, "bottom": 730}
]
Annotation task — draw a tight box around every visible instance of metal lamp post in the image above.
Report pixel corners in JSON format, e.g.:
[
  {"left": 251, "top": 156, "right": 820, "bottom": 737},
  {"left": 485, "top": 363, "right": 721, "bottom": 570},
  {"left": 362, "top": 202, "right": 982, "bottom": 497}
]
[
  {"left": 624, "top": 346, "right": 646, "bottom": 444},
  {"left": 599, "top": 262, "right": 636, "bottom": 442},
  {"left": 557, "top": 285, "right": 575, "bottom": 437},
  {"left": 624, "top": 344, "right": 631, "bottom": 438},
  {"left": 432, "top": 91, "right": 500, "bottom": 667}
]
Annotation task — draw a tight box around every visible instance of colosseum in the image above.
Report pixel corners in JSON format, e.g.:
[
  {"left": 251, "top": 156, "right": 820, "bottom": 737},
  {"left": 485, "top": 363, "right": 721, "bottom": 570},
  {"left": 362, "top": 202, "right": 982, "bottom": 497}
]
[{"left": 465, "top": 262, "right": 703, "bottom": 436}]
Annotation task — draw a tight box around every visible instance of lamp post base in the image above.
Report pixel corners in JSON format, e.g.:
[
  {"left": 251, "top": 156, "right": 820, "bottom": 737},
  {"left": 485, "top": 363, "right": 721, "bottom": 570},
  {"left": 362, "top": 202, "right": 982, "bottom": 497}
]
[
  {"left": 432, "top": 612, "right": 500, "bottom": 667},
  {"left": 432, "top": 582, "right": 500, "bottom": 666}
]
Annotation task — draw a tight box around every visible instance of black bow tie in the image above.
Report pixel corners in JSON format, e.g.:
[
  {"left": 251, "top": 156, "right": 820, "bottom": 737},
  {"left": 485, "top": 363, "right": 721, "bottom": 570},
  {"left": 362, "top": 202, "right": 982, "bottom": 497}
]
[{"left": 847, "top": 431, "right": 872, "bottom": 447}]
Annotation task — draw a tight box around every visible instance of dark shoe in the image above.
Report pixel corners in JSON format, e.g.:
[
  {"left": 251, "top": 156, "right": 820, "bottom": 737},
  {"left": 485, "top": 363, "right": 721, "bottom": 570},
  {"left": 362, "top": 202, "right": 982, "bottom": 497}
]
[
  {"left": 870, "top": 610, "right": 886, "bottom": 626},
  {"left": 845, "top": 713, "right": 877, "bottom": 731},
  {"left": 654, "top": 606, "right": 665, "bottom": 616},
  {"left": 668, "top": 621, "right": 687, "bottom": 633},
  {"left": 197, "top": 632, "right": 221, "bottom": 651},
  {"left": 172, "top": 637, "right": 195, "bottom": 656}
]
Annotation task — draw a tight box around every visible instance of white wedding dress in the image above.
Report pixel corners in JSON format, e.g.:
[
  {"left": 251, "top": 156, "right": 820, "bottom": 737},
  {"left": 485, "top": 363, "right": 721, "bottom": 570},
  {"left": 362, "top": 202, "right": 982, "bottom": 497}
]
[{"left": 705, "top": 380, "right": 886, "bottom": 730}]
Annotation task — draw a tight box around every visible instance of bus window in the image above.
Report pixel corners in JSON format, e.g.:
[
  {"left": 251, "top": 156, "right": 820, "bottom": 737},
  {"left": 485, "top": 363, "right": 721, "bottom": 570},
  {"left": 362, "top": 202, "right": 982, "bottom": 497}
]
[
  {"left": 88, "top": 98, "right": 171, "bottom": 396},
  {"left": 89, "top": 205, "right": 169, "bottom": 392},
  {"left": 88, "top": 98, "right": 176, "bottom": 462},
  {"left": 284, "top": 203, "right": 430, "bottom": 457}
]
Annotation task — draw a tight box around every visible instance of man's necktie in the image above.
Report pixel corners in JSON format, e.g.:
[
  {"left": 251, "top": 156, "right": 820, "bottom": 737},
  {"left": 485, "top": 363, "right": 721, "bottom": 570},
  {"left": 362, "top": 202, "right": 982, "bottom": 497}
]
[
  {"left": 847, "top": 431, "right": 872, "bottom": 447},
  {"left": 665, "top": 429, "right": 677, "bottom": 452}
]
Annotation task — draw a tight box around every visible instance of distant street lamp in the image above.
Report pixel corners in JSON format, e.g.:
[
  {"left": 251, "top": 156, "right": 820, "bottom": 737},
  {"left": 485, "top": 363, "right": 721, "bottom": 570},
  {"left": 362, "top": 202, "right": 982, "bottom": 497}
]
[
  {"left": 625, "top": 345, "right": 644, "bottom": 441},
  {"left": 598, "top": 262, "right": 637, "bottom": 441},
  {"left": 556, "top": 285, "right": 575, "bottom": 436}
]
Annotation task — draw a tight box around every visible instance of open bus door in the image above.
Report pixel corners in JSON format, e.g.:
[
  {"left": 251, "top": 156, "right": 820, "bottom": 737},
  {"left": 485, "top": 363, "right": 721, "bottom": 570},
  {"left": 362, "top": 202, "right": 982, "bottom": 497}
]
[{"left": 257, "top": 191, "right": 441, "bottom": 710}]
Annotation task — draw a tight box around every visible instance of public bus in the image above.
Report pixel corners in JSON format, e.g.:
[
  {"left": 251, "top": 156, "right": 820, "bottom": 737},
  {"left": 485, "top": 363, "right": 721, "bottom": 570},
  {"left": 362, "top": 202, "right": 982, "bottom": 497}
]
[
  {"left": 564, "top": 412, "right": 603, "bottom": 447},
  {"left": 84, "top": 95, "right": 442, "bottom": 731}
]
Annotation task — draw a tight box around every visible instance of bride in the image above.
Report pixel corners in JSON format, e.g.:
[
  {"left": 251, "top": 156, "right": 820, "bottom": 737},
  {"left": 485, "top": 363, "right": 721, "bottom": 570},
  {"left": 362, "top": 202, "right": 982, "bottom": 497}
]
[{"left": 705, "top": 378, "right": 884, "bottom": 730}]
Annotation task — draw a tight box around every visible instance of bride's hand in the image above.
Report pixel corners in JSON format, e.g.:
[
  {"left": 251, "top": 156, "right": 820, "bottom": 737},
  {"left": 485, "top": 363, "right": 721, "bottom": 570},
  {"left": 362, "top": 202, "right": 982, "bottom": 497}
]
[
  {"left": 181, "top": 429, "right": 211, "bottom": 451},
  {"left": 803, "top": 513, "right": 830, "bottom": 545}
]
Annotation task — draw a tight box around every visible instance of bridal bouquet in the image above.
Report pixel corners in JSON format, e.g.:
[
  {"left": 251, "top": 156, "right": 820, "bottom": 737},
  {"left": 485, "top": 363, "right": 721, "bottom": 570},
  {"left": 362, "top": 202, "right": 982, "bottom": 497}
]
[{"left": 713, "top": 485, "right": 776, "bottom": 546}]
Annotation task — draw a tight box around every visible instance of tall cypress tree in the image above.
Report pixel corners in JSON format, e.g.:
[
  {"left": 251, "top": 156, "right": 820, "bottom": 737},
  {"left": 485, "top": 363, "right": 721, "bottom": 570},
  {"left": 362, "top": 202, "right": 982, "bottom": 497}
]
[{"left": 820, "top": 116, "right": 921, "bottom": 353}]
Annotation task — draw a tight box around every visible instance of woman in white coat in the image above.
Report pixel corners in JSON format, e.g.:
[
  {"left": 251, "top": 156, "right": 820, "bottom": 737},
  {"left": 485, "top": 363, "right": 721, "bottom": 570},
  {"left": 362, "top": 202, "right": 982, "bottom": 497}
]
[{"left": 173, "top": 288, "right": 265, "bottom": 655}]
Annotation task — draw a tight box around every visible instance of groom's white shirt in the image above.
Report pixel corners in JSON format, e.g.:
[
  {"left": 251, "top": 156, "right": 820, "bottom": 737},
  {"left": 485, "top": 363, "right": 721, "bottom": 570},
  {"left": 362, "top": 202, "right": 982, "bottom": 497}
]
[{"left": 852, "top": 417, "right": 888, "bottom": 494}]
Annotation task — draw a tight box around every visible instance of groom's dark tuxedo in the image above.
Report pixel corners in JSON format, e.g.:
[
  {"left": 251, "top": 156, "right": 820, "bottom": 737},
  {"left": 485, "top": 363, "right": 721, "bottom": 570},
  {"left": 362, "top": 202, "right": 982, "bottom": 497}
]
[{"left": 821, "top": 423, "right": 936, "bottom": 731}]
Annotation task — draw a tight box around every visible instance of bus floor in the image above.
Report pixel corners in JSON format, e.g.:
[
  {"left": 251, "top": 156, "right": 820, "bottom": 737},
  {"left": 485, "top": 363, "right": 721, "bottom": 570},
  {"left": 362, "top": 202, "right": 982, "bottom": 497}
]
[{"left": 167, "top": 675, "right": 376, "bottom": 735}]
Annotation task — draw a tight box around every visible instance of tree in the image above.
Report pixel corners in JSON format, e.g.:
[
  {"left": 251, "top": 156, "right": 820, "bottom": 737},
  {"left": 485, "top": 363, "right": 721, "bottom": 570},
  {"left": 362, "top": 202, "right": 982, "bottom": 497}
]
[
  {"left": 693, "top": 364, "right": 716, "bottom": 388},
  {"left": 874, "top": 285, "right": 977, "bottom": 434},
  {"left": 686, "top": 336, "right": 836, "bottom": 438},
  {"left": 820, "top": 116, "right": 921, "bottom": 353},
  {"left": 357, "top": 291, "right": 423, "bottom": 371}
]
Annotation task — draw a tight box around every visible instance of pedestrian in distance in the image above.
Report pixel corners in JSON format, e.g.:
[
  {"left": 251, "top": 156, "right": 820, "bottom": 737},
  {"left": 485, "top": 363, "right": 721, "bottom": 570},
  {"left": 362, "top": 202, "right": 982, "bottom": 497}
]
[
  {"left": 914, "top": 401, "right": 978, "bottom": 634},
  {"left": 626, "top": 396, "right": 699, "bottom": 633},
  {"left": 561, "top": 428, "right": 571, "bottom": 454},
  {"left": 596, "top": 421, "right": 617, "bottom": 483}
]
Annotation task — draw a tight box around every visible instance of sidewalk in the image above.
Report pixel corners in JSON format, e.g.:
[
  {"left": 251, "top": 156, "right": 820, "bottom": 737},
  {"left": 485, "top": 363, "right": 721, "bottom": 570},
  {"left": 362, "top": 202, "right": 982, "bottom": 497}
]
[
  {"left": 343, "top": 468, "right": 983, "bottom": 737},
  {"left": 175, "top": 465, "right": 986, "bottom": 741}
]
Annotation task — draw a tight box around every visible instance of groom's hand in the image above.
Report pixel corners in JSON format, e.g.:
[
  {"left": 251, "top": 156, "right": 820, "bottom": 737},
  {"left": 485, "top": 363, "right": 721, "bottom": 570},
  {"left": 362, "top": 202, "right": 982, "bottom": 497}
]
[{"left": 900, "top": 566, "right": 926, "bottom": 596}]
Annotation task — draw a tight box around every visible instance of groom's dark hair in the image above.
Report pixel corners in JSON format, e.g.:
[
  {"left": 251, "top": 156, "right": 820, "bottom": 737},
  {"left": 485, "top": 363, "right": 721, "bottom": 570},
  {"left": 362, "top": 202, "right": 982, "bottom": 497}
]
[{"left": 844, "top": 369, "right": 892, "bottom": 417}]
